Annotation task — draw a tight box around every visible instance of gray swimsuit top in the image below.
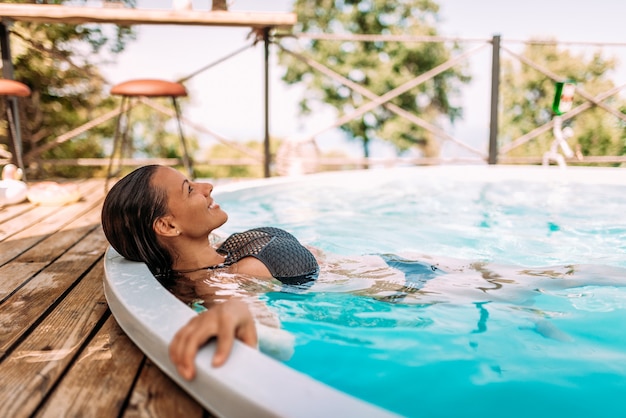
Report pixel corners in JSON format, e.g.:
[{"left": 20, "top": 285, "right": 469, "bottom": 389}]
[{"left": 216, "top": 227, "right": 319, "bottom": 285}]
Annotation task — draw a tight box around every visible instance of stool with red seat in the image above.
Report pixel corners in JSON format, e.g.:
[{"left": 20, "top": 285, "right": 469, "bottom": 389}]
[
  {"left": 107, "top": 79, "right": 193, "bottom": 184},
  {"left": 0, "top": 79, "right": 31, "bottom": 178}
]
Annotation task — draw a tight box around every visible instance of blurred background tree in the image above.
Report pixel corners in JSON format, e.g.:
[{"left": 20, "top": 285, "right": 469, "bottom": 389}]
[
  {"left": 278, "top": 0, "right": 471, "bottom": 162},
  {"left": 198, "top": 138, "right": 269, "bottom": 179},
  {"left": 500, "top": 41, "right": 626, "bottom": 164}
]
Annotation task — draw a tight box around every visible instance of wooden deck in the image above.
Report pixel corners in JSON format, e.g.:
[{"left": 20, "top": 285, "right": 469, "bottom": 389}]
[{"left": 0, "top": 178, "right": 213, "bottom": 417}]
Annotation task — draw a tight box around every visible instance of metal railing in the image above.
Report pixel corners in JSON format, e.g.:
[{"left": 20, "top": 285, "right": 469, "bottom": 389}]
[{"left": 3, "top": 29, "right": 626, "bottom": 176}]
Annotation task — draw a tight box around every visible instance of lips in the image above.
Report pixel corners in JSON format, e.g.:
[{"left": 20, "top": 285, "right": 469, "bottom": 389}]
[{"left": 209, "top": 201, "right": 220, "bottom": 210}]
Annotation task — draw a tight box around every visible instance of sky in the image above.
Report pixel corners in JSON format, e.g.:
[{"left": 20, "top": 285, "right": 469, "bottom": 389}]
[{"left": 98, "top": 0, "right": 626, "bottom": 160}]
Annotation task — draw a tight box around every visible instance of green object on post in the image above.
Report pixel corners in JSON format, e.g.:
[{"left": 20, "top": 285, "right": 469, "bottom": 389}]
[{"left": 552, "top": 81, "right": 576, "bottom": 115}]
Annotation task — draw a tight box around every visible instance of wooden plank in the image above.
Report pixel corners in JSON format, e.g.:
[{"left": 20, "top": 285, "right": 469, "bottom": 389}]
[
  {"left": 0, "top": 261, "right": 109, "bottom": 418},
  {"left": 0, "top": 181, "right": 104, "bottom": 299},
  {"left": 0, "top": 226, "right": 108, "bottom": 358},
  {"left": 0, "top": 4, "right": 296, "bottom": 28},
  {"left": 0, "top": 262, "right": 48, "bottom": 304},
  {"left": 0, "top": 179, "right": 102, "bottom": 243},
  {"left": 0, "top": 203, "right": 103, "bottom": 303},
  {"left": 0, "top": 204, "right": 60, "bottom": 243},
  {"left": 6, "top": 199, "right": 103, "bottom": 264},
  {"left": 0, "top": 178, "right": 104, "bottom": 265},
  {"left": 0, "top": 200, "right": 36, "bottom": 225},
  {"left": 34, "top": 316, "right": 145, "bottom": 418},
  {"left": 123, "top": 359, "right": 208, "bottom": 418}
]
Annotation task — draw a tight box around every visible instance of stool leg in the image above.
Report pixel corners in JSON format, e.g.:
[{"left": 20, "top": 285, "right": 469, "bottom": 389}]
[
  {"left": 172, "top": 97, "right": 193, "bottom": 179},
  {"left": 119, "top": 99, "right": 134, "bottom": 169},
  {"left": 5, "top": 98, "right": 27, "bottom": 180},
  {"left": 106, "top": 96, "right": 130, "bottom": 190}
]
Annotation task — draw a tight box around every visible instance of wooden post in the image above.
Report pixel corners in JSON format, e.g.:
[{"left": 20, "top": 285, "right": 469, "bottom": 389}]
[
  {"left": 488, "top": 34, "right": 500, "bottom": 165},
  {"left": 211, "top": 0, "right": 228, "bottom": 11}
]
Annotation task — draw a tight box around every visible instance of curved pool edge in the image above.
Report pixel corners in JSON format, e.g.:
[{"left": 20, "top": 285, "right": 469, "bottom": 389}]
[
  {"left": 213, "top": 165, "right": 626, "bottom": 192},
  {"left": 103, "top": 247, "right": 398, "bottom": 418}
]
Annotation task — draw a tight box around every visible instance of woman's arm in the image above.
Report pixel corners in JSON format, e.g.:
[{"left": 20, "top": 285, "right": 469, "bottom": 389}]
[{"left": 168, "top": 299, "right": 257, "bottom": 380}]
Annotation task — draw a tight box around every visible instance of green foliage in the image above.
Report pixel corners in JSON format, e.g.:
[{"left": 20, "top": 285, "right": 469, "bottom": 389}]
[
  {"left": 197, "top": 139, "right": 279, "bottom": 179},
  {"left": 500, "top": 42, "right": 626, "bottom": 163},
  {"left": 278, "top": 0, "right": 470, "bottom": 158}
]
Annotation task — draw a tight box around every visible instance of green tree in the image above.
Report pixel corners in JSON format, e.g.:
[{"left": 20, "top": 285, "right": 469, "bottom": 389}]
[
  {"left": 278, "top": 0, "right": 470, "bottom": 160},
  {"left": 199, "top": 138, "right": 281, "bottom": 179},
  {"left": 0, "top": 0, "right": 139, "bottom": 178},
  {"left": 500, "top": 41, "right": 626, "bottom": 163}
]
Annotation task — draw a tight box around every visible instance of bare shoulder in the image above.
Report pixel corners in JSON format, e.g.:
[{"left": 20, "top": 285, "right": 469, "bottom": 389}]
[{"left": 230, "top": 256, "right": 272, "bottom": 278}]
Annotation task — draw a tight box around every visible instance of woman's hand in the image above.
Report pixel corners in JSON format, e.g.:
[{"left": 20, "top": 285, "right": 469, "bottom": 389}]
[{"left": 169, "top": 300, "right": 258, "bottom": 380}]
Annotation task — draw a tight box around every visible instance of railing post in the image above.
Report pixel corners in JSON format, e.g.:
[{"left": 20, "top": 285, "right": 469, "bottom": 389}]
[
  {"left": 488, "top": 34, "right": 501, "bottom": 165},
  {"left": 263, "top": 27, "right": 271, "bottom": 177}
]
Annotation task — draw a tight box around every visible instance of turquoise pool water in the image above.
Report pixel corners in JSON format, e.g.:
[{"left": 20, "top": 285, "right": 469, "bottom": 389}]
[{"left": 214, "top": 166, "right": 626, "bottom": 418}]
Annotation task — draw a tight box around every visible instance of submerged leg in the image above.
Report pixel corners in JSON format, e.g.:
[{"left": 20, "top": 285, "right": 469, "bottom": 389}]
[{"left": 374, "top": 255, "right": 446, "bottom": 303}]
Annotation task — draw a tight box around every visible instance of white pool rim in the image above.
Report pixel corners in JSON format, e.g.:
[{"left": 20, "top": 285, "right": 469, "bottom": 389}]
[
  {"left": 103, "top": 164, "right": 625, "bottom": 417},
  {"left": 213, "top": 164, "right": 626, "bottom": 192},
  {"left": 104, "top": 254, "right": 396, "bottom": 418}
]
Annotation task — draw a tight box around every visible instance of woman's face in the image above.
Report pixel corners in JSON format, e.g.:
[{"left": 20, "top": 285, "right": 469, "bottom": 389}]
[{"left": 152, "top": 166, "right": 228, "bottom": 238}]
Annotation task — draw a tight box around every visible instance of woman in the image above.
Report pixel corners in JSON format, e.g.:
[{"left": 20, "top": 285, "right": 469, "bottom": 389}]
[{"left": 101, "top": 164, "right": 319, "bottom": 379}]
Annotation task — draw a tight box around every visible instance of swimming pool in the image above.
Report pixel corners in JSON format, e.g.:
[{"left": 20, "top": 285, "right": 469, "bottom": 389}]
[{"left": 213, "top": 165, "right": 626, "bottom": 418}]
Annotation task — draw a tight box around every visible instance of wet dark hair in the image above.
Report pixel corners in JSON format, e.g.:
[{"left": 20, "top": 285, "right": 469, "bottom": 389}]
[{"left": 101, "top": 165, "right": 174, "bottom": 284}]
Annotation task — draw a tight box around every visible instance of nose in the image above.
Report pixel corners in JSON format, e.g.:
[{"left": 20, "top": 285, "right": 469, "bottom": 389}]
[{"left": 200, "top": 182, "right": 213, "bottom": 196}]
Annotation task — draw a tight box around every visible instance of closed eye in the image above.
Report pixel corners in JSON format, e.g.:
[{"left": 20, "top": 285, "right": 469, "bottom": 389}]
[{"left": 183, "top": 179, "right": 194, "bottom": 195}]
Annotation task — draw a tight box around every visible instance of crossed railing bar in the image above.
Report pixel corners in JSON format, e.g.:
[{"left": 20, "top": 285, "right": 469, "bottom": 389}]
[
  {"left": 277, "top": 41, "right": 488, "bottom": 158},
  {"left": 139, "top": 97, "right": 264, "bottom": 160},
  {"left": 500, "top": 83, "right": 626, "bottom": 155},
  {"left": 282, "top": 32, "right": 626, "bottom": 48},
  {"left": 499, "top": 43, "right": 626, "bottom": 155},
  {"left": 502, "top": 45, "right": 626, "bottom": 123},
  {"left": 176, "top": 41, "right": 255, "bottom": 84}
]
